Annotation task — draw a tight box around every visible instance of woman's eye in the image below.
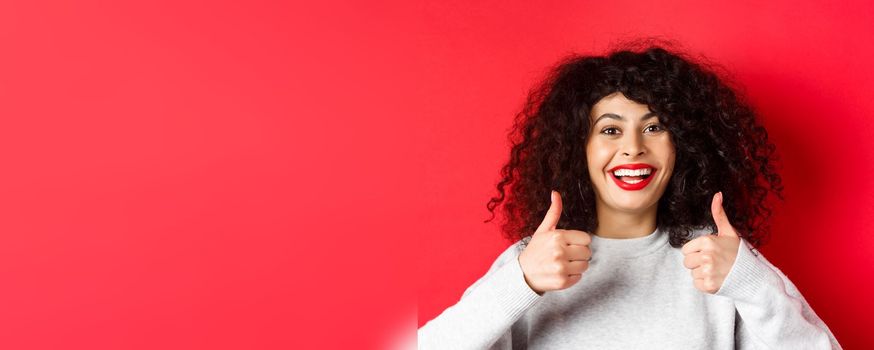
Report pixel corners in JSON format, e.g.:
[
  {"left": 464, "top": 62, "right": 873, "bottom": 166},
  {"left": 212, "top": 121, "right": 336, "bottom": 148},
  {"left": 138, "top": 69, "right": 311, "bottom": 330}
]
[
  {"left": 601, "top": 127, "right": 620, "bottom": 135},
  {"left": 644, "top": 124, "right": 665, "bottom": 133}
]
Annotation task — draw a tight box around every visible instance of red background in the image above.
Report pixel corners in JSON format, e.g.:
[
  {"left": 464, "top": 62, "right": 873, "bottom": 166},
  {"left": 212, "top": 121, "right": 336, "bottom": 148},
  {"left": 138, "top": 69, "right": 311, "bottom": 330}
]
[
  {"left": 0, "top": 0, "right": 418, "bottom": 349},
  {"left": 417, "top": 1, "right": 874, "bottom": 349},
  {"left": 0, "top": 0, "right": 871, "bottom": 349}
]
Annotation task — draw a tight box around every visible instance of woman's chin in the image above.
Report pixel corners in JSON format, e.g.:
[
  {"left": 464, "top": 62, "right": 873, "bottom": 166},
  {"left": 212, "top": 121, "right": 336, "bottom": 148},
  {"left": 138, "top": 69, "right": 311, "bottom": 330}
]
[
  {"left": 614, "top": 205, "right": 654, "bottom": 214},
  {"left": 604, "top": 196, "right": 659, "bottom": 214}
]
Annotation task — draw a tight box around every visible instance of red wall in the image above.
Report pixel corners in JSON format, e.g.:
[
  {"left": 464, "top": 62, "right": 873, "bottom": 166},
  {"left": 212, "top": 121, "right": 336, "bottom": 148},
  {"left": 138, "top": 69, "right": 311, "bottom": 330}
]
[
  {"left": 0, "top": 0, "right": 870, "bottom": 349},
  {"left": 417, "top": 1, "right": 874, "bottom": 349},
  {"left": 0, "top": 0, "right": 418, "bottom": 349}
]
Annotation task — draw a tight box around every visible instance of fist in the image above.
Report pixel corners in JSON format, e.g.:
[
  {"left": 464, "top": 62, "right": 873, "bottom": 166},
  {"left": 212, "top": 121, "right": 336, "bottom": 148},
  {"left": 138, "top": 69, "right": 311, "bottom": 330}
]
[
  {"left": 681, "top": 192, "right": 741, "bottom": 294},
  {"left": 518, "top": 190, "right": 593, "bottom": 295}
]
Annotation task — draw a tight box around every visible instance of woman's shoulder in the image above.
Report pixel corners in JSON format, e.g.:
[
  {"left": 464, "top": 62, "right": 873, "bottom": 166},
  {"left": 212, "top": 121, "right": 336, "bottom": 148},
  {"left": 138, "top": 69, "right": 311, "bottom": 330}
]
[
  {"left": 476, "top": 238, "right": 527, "bottom": 274},
  {"left": 499, "top": 239, "right": 527, "bottom": 261}
]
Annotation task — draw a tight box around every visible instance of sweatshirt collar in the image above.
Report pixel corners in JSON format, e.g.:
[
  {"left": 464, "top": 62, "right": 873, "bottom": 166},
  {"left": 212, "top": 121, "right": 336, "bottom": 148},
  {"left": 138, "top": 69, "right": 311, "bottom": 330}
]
[{"left": 589, "top": 227, "right": 667, "bottom": 258}]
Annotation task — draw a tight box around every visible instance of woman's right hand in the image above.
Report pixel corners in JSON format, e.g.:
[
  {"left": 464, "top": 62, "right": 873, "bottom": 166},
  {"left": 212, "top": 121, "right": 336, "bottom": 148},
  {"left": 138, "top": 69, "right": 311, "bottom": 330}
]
[{"left": 518, "top": 190, "right": 593, "bottom": 295}]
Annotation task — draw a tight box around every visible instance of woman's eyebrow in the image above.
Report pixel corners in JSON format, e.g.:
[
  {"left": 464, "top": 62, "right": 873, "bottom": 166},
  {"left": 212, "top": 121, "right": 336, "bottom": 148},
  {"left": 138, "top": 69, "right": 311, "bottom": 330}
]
[{"left": 593, "top": 112, "right": 657, "bottom": 124}]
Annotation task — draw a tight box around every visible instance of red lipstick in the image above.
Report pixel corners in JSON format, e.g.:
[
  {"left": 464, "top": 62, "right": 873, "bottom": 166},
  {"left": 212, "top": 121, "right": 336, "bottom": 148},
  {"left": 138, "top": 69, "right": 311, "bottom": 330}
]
[{"left": 608, "top": 163, "right": 657, "bottom": 191}]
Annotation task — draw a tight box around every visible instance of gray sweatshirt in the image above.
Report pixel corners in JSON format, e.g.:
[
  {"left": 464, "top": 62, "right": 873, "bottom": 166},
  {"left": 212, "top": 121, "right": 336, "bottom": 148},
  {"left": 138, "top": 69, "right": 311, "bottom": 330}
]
[{"left": 418, "top": 227, "right": 842, "bottom": 349}]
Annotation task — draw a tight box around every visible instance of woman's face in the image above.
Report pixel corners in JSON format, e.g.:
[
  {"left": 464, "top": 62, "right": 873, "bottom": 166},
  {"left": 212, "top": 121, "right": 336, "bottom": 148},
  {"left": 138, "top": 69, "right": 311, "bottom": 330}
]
[{"left": 586, "top": 92, "right": 675, "bottom": 215}]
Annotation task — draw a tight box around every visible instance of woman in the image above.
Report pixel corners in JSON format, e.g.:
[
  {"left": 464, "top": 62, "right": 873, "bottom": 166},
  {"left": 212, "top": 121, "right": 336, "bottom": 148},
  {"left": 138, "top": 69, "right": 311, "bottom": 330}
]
[{"left": 418, "top": 45, "right": 842, "bottom": 349}]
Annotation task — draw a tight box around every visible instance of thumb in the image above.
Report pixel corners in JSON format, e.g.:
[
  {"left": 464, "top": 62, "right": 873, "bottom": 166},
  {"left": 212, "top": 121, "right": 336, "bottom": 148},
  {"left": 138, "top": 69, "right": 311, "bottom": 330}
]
[
  {"left": 711, "top": 192, "right": 737, "bottom": 237},
  {"left": 536, "top": 190, "right": 563, "bottom": 233}
]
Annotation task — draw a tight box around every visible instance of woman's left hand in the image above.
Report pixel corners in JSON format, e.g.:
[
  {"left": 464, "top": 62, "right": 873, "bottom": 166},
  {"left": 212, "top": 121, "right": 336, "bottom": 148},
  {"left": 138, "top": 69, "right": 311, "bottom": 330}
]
[{"left": 681, "top": 192, "right": 741, "bottom": 294}]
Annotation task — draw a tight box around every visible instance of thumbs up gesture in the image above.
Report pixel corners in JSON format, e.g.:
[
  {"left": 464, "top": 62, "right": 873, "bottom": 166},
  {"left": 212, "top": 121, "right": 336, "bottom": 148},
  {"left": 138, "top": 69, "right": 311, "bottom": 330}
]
[
  {"left": 681, "top": 192, "right": 742, "bottom": 294},
  {"left": 518, "top": 190, "right": 593, "bottom": 295}
]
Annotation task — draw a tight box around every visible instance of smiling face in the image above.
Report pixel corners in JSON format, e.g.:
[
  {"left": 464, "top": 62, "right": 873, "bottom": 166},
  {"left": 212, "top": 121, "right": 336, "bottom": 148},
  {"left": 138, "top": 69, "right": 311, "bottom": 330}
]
[{"left": 586, "top": 92, "right": 676, "bottom": 216}]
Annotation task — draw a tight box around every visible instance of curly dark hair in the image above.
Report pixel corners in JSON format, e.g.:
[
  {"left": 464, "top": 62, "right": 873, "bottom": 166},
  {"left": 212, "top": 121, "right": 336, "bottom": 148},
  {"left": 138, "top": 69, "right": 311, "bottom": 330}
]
[{"left": 485, "top": 41, "right": 784, "bottom": 249}]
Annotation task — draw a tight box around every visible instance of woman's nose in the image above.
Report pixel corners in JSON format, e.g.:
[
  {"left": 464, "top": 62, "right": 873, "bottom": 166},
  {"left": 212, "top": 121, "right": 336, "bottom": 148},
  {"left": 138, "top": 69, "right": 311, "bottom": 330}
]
[{"left": 621, "top": 135, "right": 645, "bottom": 157}]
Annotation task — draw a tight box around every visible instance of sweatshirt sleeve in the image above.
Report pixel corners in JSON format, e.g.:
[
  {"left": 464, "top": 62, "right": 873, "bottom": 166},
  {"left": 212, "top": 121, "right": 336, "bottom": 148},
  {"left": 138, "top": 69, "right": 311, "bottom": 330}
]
[
  {"left": 715, "top": 238, "right": 843, "bottom": 349},
  {"left": 417, "top": 241, "right": 543, "bottom": 350}
]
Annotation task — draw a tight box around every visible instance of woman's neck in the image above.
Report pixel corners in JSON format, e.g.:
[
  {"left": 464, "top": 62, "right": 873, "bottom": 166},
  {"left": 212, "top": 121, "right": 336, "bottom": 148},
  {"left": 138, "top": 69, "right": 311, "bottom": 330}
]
[{"left": 594, "top": 204, "right": 658, "bottom": 239}]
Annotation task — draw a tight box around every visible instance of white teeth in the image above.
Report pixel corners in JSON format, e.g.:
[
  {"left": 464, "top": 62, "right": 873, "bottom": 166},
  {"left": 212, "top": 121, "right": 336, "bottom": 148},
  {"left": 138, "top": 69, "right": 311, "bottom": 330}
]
[
  {"left": 612, "top": 168, "right": 653, "bottom": 177},
  {"left": 621, "top": 178, "right": 643, "bottom": 184}
]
